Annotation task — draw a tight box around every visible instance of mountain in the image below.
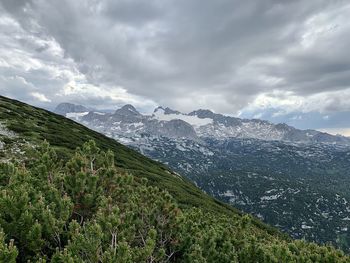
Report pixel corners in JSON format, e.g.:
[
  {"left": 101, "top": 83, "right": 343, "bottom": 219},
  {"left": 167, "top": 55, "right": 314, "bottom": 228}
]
[
  {"left": 54, "top": 102, "right": 90, "bottom": 115},
  {"left": 2, "top": 97, "right": 243, "bottom": 217},
  {"left": 56, "top": 102, "right": 350, "bottom": 251},
  {"left": 0, "top": 96, "right": 349, "bottom": 263},
  {"left": 56, "top": 102, "right": 350, "bottom": 145},
  {"left": 132, "top": 136, "right": 350, "bottom": 249},
  {"left": 1, "top": 96, "right": 349, "bottom": 261},
  {"left": 115, "top": 104, "right": 142, "bottom": 116}
]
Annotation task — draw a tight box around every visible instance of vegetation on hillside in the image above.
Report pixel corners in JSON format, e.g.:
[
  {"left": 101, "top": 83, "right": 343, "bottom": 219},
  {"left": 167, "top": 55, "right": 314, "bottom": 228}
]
[
  {"left": 0, "top": 96, "right": 282, "bottom": 237},
  {"left": 0, "top": 140, "right": 348, "bottom": 262}
]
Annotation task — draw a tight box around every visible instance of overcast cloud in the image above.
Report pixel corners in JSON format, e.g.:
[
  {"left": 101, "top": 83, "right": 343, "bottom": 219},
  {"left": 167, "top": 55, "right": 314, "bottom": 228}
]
[{"left": 1, "top": 0, "right": 350, "bottom": 134}]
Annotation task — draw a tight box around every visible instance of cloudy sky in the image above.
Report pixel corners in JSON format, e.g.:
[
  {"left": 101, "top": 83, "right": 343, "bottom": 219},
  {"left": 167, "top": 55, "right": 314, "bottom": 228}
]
[{"left": 1, "top": 0, "right": 350, "bottom": 135}]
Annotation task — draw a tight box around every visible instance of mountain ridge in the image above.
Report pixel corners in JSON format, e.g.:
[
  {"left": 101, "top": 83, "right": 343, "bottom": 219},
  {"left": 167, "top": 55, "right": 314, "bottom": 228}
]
[
  {"left": 54, "top": 101, "right": 350, "bottom": 251},
  {"left": 0, "top": 96, "right": 349, "bottom": 263},
  {"left": 54, "top": 102, "right": 350, "bottom": 145}
]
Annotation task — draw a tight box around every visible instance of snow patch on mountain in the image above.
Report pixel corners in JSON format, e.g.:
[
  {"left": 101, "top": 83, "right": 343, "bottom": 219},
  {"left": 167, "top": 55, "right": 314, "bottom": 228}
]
[
  {"left": 66, "top": 112, "right": 89, "bottom": 120},
  {"left": 261, "top": 194, "right": 282, "bottom": 201},
  {"left": 152, "top": 108, "right": 213, "bottom": 127},
  {"left": 55, "top": 102, "right": 350, "bottom": 145}
]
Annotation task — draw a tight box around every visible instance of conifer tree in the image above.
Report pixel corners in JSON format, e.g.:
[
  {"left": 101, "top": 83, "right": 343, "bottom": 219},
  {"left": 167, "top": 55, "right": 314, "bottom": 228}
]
[{"left": 0, "top": 140, "right": 349, "bottom": 262}]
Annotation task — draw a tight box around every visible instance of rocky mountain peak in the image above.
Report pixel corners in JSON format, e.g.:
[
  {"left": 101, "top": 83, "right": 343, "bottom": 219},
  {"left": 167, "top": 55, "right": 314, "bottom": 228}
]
[
  {"left": 54, "top": 103, "right": 89, "bottom": 115},
  {"left": 154, "top": 106, "right": 181, "bottom": 115},
  {"left": 274, "top": 123, "right": 294, "bottom": 132},
  {"left": 154, "top": 106, "right": 165, "bottom": 113},
  {"left": 56, "top": 102, "right": 350, "bottom": 145},
  {"left": 115, "top": 104, "right": 141, "bottom": 116},
  {"left": 189, "top": 109, "right": 215, "bottom": 119},
  {"left": 164, "top": 107, "right": 181, "bottom": 115}
]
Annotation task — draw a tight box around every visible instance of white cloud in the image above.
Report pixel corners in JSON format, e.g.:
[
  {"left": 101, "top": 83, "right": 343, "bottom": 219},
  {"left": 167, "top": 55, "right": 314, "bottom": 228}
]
[
  {"left": 243, "top": 88, "right": 350, "bottom": 115},
  {"left": 319, "top": 128, "right": 350, "bottom": 137},
  {"left": 31, "top": 92, "right": 51, "bottom": 102}
]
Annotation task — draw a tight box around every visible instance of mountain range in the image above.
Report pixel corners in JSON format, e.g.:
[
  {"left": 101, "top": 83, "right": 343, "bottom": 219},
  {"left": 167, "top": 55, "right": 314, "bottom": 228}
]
[
  {"left": 2, "top": 96, "right": 350, "bottom": 261},
  {"left": 54, "top": 102, "right": 350, "bottom": 251},
  {"left": 54, "top": 102, "right": 350, "bottom": 145}
]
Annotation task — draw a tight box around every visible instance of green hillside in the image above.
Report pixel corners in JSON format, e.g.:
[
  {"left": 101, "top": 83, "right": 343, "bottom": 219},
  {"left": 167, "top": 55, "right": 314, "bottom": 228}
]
[
  {"left": 0, "top": 96, "right": 245, "bottom": 217},
  {"left": 0, "top": 96, "right": 349, "bottom": 262}
]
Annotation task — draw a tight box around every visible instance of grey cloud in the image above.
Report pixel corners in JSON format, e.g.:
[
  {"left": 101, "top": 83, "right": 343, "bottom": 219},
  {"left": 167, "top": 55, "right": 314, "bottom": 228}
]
[
  {"left": 0, "top": 0, "right": 33, "bottom": 13},
  {"left": 101, "top": 0, "right": 163, "bottom": 25},
  {"left": 1, "top": 0, "right": 350, "bottom": 116}
]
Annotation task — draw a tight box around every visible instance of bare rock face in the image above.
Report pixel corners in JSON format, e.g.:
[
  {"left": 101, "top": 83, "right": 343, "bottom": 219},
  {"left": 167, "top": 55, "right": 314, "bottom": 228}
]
[
  {"left": 145, "top": 119, "right": 197, "bottom": 139},
  {"left": 54, "top": 103, "right": 89, "bottom": 115},
  {"left": 115, "top": 104, "right": 142, "bottom": 117}
]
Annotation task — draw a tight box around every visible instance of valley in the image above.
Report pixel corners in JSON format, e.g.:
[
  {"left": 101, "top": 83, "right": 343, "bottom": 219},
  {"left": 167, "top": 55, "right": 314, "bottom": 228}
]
[{"left": 56, "top": 102, "right": 350, "bottom": 251}]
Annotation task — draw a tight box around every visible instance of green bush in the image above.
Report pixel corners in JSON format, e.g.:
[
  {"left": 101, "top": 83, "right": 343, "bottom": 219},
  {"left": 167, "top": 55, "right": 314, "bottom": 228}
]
[{"left": 0, "top": 141, "right": 348, "bottom": 262}]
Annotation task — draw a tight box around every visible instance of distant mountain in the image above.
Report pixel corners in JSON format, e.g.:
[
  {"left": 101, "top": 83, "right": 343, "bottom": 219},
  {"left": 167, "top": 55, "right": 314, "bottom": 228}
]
[
  {"left": 115, "top": 104, "right": 142, "bottom": 117},
  {"left": 131, "top": 135, "right": 350, "bottom": 249},
  {"left": 55, "top": 102, "right": 350, "bottom": 251},
  {"left": 54, "top": 102, "right": 90, "bottom": 115},
  {"left": 2, "top": 96, "right": 350, "bottom": 261},
  {"left": 55, "top": 102, "right": 350, "bottom": 145}
]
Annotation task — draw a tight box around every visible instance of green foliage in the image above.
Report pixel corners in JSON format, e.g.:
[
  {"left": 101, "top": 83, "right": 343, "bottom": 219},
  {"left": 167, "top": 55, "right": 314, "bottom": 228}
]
[
  {"left": 0, "top": 95, "right": 286, "bottom": 242},
  {"left": 0, "top": 149, "right": 73, "bottom": 261},
  {"left": 0, "top": 97, "right": 349, "bottom": 261},
  {"left": 0, "top": 229, "right": 18, "bottom": 263},
  {"left": 0, "top": 141, "right": 348, "bottom": 262},
  {"left": 0, "top": 95, "right": 244, "bottom": 218}
]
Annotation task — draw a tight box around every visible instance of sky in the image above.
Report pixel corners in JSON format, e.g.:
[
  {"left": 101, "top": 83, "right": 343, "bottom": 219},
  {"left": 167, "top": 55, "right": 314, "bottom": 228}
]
[{"left": 0, "top": 0, "right": 350, "bottom": 136}]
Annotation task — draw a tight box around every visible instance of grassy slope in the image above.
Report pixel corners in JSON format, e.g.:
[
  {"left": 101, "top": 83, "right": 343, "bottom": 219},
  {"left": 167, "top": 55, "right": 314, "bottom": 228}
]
[{"left": 0, "top": 95, "right": 286, "bottom": 239}]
